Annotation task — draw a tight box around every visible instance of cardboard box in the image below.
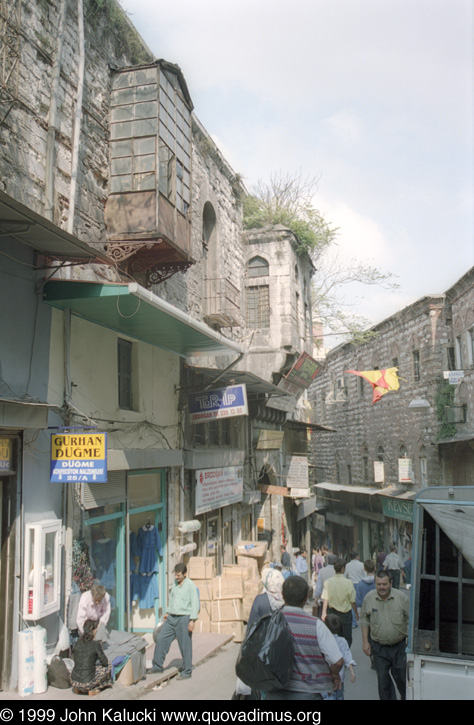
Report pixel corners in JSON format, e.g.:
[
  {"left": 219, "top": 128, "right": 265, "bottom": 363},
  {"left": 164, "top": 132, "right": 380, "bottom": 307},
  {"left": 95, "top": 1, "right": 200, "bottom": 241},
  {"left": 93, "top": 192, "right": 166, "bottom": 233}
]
[
  {"left": 211, "top": 598, "right": 243, "bottom": 622},
  {"left": 195, "top": 579, "right": 214, "bottom": 601},
  {"left": 235, "top": 540, "right": 268, "bottom": 559},
  {"left": 194, "top": 620, "right": 211, "bottom": 633},
  {"left": 223, "top": 564, "right": 255, "bottom": 581},
  {"left": 236, "top": 556, "right": 259, "bottom": 575},
  {"left": 197, "top": 600, "right": 212, "bottom": 622},
  {"left": 244, "top": 578, "right": 264, "bottom": 597},
  {"left": 211, "top": 620, "right": 245, "bottom": 642},
  {"left": 242, "top": 594, "right": 254, "bottom": 622},
  {"left": 116, "top": 649, "right": 146, "bottom": 686},
  {"left": 188, "top": 557, "right": 215, "bottom": 580},
  {"left": 213, "top": 576, "right": 244, "bottom": 600}
]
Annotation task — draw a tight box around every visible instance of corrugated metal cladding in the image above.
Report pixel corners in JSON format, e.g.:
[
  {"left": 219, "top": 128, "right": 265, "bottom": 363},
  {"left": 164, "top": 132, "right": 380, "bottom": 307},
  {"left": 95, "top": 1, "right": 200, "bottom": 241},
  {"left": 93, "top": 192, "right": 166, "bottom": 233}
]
[{"left": 82, "top": 470, "right": 126, "bottom": 509}]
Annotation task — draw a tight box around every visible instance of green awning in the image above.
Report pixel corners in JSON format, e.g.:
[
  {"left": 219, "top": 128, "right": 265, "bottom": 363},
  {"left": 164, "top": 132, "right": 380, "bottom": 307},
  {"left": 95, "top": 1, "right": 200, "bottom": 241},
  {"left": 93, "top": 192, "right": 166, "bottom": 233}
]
[{"left": 43, "top": 280, "right": 243, "bottom": 358}]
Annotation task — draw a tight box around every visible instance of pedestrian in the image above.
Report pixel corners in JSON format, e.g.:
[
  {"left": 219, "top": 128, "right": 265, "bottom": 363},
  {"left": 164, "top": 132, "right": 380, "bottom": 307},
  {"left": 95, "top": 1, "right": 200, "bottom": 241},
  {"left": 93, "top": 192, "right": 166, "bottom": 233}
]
[
  {"left": 76, "top": 583, "right": 111, "bottom": 636},
  {"left": 376, "top": 550, "right": 387, "bottom": 570},
  {"left": 322, "top": 614, "right": 356, "bottom": 701},
  {"left": 312, "top": 547, "right": 324, "bottom": 577},
  {"left": 321, "top": 557, "right": 358, "bottom": 648},
  {"left": 314, "top": 553, "right": 337, "bottom": 616},
  {"left": 383, "top": 545, "right": 406, "bottom": 590},
  {"left": 355, "top": 559, "right": 376, "bottom": 609},
  {"left": 280, "top": 544, "right": 291, "bottom": 569},
  {"left": 148, "top": 562, "right": 199, "bottom": 679},
  {"left": 294, "top": 548, "right": 308, "bottom": 577},
  {"left": 264, "top": 576, "right": 343, "bottom": 700},
  {"left": 70, "top": 619, "right": 112, "bottom": 694},
  {"left": 247, "top": 567, "right": 284, "bottom": 628},
  {"left": 360, "top": 569, "right": 410, "bottom": 700},
  {"left": 345, "top": 551, "right": 365, "bottom": 628}
]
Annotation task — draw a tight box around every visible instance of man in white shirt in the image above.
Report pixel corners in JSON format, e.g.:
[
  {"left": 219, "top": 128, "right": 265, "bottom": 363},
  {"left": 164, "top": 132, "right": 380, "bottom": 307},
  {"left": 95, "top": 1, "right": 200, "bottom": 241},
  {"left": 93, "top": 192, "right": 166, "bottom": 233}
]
[{"left": 76, "top": 583, "right": 111, "bottom": 635}]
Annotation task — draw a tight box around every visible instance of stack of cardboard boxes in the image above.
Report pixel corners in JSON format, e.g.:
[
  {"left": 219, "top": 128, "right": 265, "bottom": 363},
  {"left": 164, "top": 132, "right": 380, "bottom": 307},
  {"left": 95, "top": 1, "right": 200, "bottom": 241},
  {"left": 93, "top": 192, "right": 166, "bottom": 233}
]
[{"left": 188, "top": 541, "right": 269, "bottom": 644}]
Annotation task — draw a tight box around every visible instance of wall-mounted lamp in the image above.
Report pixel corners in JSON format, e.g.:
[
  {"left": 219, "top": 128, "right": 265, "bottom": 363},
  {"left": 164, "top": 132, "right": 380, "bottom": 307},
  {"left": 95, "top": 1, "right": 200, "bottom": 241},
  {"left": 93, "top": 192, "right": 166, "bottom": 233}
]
[{"left": 408, "top": 398, "right": 431, "bottom": 413}]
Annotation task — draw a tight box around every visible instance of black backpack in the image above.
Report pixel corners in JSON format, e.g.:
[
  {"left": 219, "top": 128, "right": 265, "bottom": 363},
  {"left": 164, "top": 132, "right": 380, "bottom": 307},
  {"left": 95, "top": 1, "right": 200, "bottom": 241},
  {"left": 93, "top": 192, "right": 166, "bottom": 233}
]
[{"left": 235, "top": 608, "right": 294, "bottom": 692}]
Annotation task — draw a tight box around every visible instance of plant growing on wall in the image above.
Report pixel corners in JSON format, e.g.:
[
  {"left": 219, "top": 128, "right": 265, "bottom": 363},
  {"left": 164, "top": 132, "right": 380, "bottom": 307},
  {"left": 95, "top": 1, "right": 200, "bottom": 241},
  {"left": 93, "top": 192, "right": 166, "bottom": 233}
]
[
  {"left": 243, "top": 171, "right": 398, "bottom": 345},
  {"left": 86, "top": 0, "right": 153, "bottom": 65},
  {"left": 435, "top": 380, "right": 457, "bottom": 439}
]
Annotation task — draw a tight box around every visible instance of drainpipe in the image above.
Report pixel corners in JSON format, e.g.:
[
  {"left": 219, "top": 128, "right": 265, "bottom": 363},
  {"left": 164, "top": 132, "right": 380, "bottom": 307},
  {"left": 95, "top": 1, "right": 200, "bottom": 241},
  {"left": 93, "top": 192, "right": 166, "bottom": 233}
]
[
  {"left": 44, "top": 0, "right": 68, "bottom": 222},
  {"left": 67, "top": 0, "right": 85, "bottom": 238}
]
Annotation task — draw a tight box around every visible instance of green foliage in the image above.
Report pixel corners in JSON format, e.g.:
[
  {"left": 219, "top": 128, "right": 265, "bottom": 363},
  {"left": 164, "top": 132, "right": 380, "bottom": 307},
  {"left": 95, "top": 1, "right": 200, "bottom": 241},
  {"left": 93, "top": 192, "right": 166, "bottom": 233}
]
[
  {"left": 435, "top": 381, "right": 457, "bottom": 439},
  {"left": 243, "top": 171, "right": 399, "bottom": 346},
  {"left": 242, "top": 173, "right": 338, "bottom": 258},
  {"left": 86, "top": 0, "right": 153, "bottom": 66}
]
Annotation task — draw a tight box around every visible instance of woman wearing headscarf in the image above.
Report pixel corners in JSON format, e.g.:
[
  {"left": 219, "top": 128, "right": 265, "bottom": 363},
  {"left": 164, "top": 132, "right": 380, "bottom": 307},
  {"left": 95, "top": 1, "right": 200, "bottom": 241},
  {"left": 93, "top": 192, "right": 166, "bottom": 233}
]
[
  {"left": 246, "top": 567, "right": 285, "bottom": 628},
  {"left": 233, "top": 566, "right": 285, "bottom": 700}
]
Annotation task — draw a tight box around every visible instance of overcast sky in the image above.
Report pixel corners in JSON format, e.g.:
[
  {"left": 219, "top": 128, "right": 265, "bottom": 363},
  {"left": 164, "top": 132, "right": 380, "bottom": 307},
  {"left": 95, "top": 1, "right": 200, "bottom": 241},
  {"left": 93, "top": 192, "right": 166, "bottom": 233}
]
[{"left": 119, "top": 0, "right": 473, "bottom": 346}]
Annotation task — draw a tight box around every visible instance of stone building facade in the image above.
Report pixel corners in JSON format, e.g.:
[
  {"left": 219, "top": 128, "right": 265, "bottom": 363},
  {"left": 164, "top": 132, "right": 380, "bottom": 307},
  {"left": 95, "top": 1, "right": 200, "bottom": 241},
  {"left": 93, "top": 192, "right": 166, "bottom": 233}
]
[
  {"left": 0, "top": 0, "right": 318, "bottom": 691},
  {"left": 309, "top": 267, "right": 474, "bottom": 563}
]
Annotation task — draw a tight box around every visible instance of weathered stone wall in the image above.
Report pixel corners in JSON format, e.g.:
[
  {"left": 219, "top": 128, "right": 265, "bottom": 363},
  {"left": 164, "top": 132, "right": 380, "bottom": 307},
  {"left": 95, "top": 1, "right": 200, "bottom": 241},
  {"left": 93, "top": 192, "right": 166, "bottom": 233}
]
[
  {"left": 156, "top": 116, "right": 246, "bottom": 328},
  {"left": 1, "top": 0, "right": 152, "bottom": 243},
  {"left": 310, "top": 293, "right": 451, "bottom": 489}
]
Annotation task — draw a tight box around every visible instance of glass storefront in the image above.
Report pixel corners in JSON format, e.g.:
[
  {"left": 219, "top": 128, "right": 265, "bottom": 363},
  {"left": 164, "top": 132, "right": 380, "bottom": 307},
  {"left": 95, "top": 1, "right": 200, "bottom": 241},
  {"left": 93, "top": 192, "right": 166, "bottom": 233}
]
[{"left": 84, "top": 469, "right": 166, "bottom": 632}]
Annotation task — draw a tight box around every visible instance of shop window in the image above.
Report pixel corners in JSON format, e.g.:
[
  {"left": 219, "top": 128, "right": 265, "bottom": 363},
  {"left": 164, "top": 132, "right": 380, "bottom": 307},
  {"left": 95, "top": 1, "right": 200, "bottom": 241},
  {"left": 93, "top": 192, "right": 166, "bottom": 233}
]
[
  {"left": 23, "top": 520, "right": 61, "bottom": 620},
  {"left": 192, "top": 419, "right": 231, "bottom": 448}
]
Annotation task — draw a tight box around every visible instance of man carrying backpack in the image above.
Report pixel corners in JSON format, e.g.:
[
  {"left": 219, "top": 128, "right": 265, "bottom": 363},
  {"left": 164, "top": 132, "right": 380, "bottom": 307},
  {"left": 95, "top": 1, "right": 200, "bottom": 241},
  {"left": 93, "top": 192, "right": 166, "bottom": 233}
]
[{"left": 266, "top": 576, "right": 343, "bottom": 700}]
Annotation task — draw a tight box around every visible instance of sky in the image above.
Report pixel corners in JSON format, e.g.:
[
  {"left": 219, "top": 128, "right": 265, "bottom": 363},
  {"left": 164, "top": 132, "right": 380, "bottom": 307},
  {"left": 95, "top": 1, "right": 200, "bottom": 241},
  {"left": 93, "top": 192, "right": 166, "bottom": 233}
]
[{"left": 119, "top": 0, "right": 474, "bottom": 347}]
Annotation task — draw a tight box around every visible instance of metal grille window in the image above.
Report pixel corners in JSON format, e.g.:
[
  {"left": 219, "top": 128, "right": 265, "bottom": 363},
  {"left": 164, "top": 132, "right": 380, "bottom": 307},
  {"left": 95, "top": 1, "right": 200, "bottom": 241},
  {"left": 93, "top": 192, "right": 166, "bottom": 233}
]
[
  {"left": 246, "top": 285, "right": 270, "bottom": 328},
  {"left": 412, "top": 350, "right": 421, "bottom": 382},
  {"left": 118, "top": 338, "right": 133, "bottom": 410}
]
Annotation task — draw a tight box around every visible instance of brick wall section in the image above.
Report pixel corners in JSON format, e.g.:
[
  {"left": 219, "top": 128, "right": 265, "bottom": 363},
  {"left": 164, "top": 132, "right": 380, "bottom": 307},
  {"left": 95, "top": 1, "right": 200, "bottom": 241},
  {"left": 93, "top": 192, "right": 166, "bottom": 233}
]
[{"left": 310, "top": 293, "right": 452, "bottom": 489}]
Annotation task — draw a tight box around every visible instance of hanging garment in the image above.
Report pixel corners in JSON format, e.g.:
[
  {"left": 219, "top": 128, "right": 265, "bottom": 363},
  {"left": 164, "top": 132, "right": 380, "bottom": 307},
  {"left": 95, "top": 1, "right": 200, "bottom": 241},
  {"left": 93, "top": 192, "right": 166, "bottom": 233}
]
[
  {"left": 91, "top": 538, "right": 116, "bottom": 589},
  {"left": 137, "top": 525, "right": 162, "bottom": 574},
  {"left": 138, "top": 574, "right": 159, "bottom": 609},
  {"left": 130, "top": 531, "right": 140, "bottom": 560}
]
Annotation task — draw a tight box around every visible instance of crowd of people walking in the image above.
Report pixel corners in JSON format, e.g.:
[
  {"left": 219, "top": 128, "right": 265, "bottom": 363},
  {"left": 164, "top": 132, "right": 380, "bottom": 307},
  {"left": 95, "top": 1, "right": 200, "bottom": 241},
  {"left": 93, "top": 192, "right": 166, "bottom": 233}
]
[{"left": 235, "top": 542, "right": 411, "bottom": 701}]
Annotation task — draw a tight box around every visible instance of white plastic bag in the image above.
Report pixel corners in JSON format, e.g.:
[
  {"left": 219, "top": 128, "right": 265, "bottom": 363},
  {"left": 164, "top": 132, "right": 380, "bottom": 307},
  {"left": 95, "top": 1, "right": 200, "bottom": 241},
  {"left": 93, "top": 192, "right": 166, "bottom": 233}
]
[{"left": 53, "top": 618, "right": 70, "bottom": 655}]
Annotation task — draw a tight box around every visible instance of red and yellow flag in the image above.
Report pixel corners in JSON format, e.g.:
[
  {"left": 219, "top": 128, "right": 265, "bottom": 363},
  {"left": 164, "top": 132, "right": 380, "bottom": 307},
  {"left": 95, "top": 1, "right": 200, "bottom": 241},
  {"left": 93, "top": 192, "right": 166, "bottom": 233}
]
[{"left": 346, "top": 367, "right": 400, "bottom": 404}]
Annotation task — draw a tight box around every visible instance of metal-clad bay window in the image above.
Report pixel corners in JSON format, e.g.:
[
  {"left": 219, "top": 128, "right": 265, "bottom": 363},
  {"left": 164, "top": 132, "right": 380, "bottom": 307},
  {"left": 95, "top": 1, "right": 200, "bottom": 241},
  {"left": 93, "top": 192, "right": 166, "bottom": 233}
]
[{"left": 246, "top": 285, "right": 270, "bottom": 329}]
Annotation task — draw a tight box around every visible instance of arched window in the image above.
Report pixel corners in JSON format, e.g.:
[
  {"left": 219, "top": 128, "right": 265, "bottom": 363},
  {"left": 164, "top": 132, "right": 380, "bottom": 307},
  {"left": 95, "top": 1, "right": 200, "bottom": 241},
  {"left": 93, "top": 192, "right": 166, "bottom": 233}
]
[
  {"left": 247, "top": 256, "right": 269, "bottom": 278},
  {"left": 202, "top": 202, "right": 216, "bottom": 247}
]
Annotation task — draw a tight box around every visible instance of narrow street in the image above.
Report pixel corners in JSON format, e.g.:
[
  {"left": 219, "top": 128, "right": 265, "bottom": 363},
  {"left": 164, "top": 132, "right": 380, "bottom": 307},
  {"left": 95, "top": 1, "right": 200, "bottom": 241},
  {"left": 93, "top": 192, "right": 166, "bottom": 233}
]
[{"left": 141, "top": 610, "right": 381, "bottom": 702}]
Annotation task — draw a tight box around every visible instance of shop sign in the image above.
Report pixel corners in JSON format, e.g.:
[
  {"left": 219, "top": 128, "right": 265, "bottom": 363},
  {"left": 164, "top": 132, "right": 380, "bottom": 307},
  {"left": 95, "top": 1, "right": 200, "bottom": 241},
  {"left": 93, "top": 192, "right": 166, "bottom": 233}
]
[
  {"left": 0, "top": 438, "right": 13, "bottom": 474},
  {"left": 382, "top": 497, "right": 414, "bottom": 522},
  {"left": 374, "top": 461, "right": 385, "bottom": 483},
  {"left": 258, "top": 483, "right": 292, "bottom": 497},
  {"left": 444, "top": 370, "right": 464, "bottom": 385},
  {"left": 50, "top": 433, "right": 107, "bottom": 483},
  {"left": 314, "top": 513, "right": 326, "bottom": 532},
  {"left": 398, "top": 458, "right": 413, "bottom": 483},
  {"left": 286, "top": 455, "right": 309, "bottom": 488},
  {"left": 285, "top": 352, "right": 320, "bottom": 389},
  {"left": 195, "top": 466, "right": 243, "bottom": 515},
  {"left": 256, "top": 430, "right": 284, "bottom": 450},
  {"left": 188, "top": 384, "right": 248, "bottom": 424}
]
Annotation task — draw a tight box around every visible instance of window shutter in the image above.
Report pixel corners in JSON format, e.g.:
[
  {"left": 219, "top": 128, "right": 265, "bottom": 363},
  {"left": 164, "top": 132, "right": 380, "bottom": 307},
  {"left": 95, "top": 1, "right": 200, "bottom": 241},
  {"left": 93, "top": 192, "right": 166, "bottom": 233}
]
[{"left": 82, "top": 470, "right": 126, "bottom": 509}]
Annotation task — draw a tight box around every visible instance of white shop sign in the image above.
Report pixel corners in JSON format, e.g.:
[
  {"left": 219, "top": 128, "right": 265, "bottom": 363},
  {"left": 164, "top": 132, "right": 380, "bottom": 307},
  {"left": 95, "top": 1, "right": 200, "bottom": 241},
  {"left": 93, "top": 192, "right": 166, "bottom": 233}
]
[{"left": 195, "top": 466, "right": 244, "bottom": 515}]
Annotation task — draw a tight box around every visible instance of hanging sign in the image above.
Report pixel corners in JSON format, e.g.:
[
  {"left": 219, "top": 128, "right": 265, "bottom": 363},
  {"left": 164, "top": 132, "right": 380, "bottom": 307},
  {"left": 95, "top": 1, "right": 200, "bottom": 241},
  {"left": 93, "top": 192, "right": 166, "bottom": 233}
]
[
  {"left": 286, "top": 456, "right": 309, "bottom": 488},
  {"left": 188, "top": 385, "right": 248, "bottom": 424},
  {"left": 444, "top": 370, "right": 464, "bottom": 385},
  {"left": 374, "top": 461, "right": 385, "bottom": 483},
  {"left": 195, "top": 466, "right": 243, "bottom": 515},
  {"left": 284, "top": 352, "right": 320, "bottom": 390},
  {"left": 50, "top": 433, "right": 107, "bottom": 483},
  {"left": 0, "top": 438, "right": 13, "bottom": 474},
  {"left": 398, "top": 458, "right": 413, "bottom": 483}
]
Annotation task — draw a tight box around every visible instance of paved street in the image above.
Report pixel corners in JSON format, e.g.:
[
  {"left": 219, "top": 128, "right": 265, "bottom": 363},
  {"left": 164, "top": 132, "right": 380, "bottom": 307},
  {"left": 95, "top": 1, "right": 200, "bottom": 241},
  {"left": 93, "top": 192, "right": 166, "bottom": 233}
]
[{"left": 141, "top": 614, "right": 381, "bottom": 701}]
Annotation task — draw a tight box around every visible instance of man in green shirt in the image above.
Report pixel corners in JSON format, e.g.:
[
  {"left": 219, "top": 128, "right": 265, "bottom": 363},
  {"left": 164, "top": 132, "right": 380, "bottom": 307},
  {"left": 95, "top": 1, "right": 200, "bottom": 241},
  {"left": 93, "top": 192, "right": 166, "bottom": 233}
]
[
  {"left": 360, "top": 570, "right": 410, "bottom": 700},
  {"left": 149, "top": 562, "right": 200, "bottom": 679}
]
